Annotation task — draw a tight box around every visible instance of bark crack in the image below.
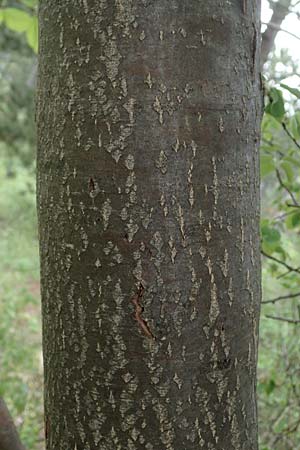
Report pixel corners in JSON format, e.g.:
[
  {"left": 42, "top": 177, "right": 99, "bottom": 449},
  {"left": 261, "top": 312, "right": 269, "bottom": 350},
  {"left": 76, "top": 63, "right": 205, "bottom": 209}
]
[
  {"left": 132, "top": 284, "right": 155, "bottom": 340},
  {"left": 88, "top": 177, "right": 95, "bottom": 192}
]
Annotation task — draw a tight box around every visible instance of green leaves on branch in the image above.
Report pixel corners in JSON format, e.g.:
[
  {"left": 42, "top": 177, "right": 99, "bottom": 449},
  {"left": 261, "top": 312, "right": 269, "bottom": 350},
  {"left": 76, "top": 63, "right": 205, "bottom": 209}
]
[
  {"left": 285, "top": 211, "right": 300, "bottom": 230},
  {"left": 0, "top": 8, "right": 38, "bottom": 53},
  {"left": 261, "top": 154, "right": 275, "bottom": 178},
  {"left": 261, "top": 220, "right": 285, "bottom": 257},
  {"left": 0, "top": 8, "right": 29, "bottom": 32},
  {"left": 290, "top": 112, "right": 300, "bottom": 139},
  {"left": 265, "top": 87, "right": 285, "bottom": 121},
  {"left": 264, "top": 378, "right": 276, "bottom": 396},
  {"left": 258, "top": 377, "right": 276, "bottom": 415},
  {"left": 25, "top": 15, "right": 38, "bottom": 53},
  {"left": 280, "top": 83, "right": 300, "bottom": 100}
]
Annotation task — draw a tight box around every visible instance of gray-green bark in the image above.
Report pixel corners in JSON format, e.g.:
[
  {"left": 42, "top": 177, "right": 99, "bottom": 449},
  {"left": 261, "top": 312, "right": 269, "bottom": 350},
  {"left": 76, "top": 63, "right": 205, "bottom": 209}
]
[{"left": 37, "top": 1, "right": 263, "bottom": 449}]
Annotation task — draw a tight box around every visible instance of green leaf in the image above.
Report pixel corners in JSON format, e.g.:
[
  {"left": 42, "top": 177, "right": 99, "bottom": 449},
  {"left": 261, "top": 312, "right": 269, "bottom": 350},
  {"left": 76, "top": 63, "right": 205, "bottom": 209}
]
[
  {"left": 273, "top": 245, "right": 286, "bottom": 260},
  {"left": 284, "top": 155, "right": 300, "bottom": 168},
  {"left": 286, "top": 212, "right": 300, "bottom": 229},
  {"left": 265, "top": 88, "right": 285, "bottom": 121},
  {"left": 290, "top": 112, "right": 300, "bottom": 139},
  {"left": 280, "top": 161, "right": 293, "bottom": 183},
  {"left": 0, "top": 7, "right": 38, "bottom": 53},
  {"left": 293, "top": 183, "right": 300, "bottom": 193},
  {"left": 26, "top": 16, "right": 38, "bottom": 53},
  {"left": 265, "top": 378, "right": 276, "bottom": 395},
  {"left": 261, "top": 221, "right": 283, "bottom": 256},
  {"left": 261, "top": 223, "right": 281, "bottom": 244},
  {"left": 262, "top": 112, "right": 281, "bottom": 132},
  {"left": 280, "top": 83, "right": 300, "bottom": 99},
  {"left": 0, "top": 8, "right": 32, "bottom": 33},
  {"left": 260, "top": 154, "right": 275, "bottom": 178},
  {"left": 292, "top": 212, "right": 300, "bottom": 227}
]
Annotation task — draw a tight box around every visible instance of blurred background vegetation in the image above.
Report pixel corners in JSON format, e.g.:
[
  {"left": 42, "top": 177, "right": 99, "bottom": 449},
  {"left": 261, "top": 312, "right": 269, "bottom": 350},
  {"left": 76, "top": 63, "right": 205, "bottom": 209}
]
[{"left": 1, "top": 1, "right": 300, "bottom": 449}]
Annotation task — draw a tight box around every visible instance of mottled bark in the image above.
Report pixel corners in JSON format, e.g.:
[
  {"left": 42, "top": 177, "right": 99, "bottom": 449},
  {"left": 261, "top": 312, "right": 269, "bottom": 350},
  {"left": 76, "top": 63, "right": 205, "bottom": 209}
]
[
  {"left": 261, "top": 0, "right": 292, "bottom": 67},
  {"left": 37, "top": 1, "right": 263, "bottom": 450}
]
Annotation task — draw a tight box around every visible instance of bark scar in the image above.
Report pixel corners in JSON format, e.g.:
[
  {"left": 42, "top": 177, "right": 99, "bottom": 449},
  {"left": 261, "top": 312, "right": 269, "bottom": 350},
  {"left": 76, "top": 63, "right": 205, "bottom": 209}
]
[
  {"left": 132, "top": 284, "right": 155, "bottom": 339},
  {"left": 88, "top": 177, "right": 95, "bottom": 192},
  {"left": 45, "top": 418, "right": 49, "bottom": 439},
  {"left": 252, "top": 26, "right": 257, "bottom": 75}
]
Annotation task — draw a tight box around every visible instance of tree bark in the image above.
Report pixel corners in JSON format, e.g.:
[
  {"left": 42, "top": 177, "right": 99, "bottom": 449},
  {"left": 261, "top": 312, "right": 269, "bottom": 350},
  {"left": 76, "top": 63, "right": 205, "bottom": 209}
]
[
  {"left": 37, "top": 1, "right": 263, "bottom": 449},
  {"left": 0, "top": 397, "right": 25, "bottom": 450},
  {"left": 261, "top": 0, "right": 292, "bottom": 67}
]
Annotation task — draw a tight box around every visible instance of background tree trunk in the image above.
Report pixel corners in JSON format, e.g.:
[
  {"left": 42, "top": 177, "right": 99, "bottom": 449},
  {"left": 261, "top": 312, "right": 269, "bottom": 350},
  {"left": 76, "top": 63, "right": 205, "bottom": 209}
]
[
  {"left": 261, "top": 0, "right": 292, "bottom": 66},
  {"left": 37, "top": 1, "right": 263, "bottom": 449},
  {"left": 0, "top": 397, "right": 25, "bottom": 450}
]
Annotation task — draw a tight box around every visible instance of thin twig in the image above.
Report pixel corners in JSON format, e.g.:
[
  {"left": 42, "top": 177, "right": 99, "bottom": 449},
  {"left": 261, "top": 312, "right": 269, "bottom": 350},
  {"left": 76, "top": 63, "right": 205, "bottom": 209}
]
[
  {"left": 277, "top": 266, "right": 300, "bottom": 280},
  {"left": 262, "top": 291, "right": 300, "bottom": 304},
  {"left": 274, "top": 210, "right": 296, "bottom": 221},
  {"left": 276, "top": 168, "right": 299, "bottom": 207},
  {"left": 265, "top": 315, "right": 300, "bottom": 324},
  {"left": 282, "top": 122, "right": 300, "bottom": 151},
  {"left": 261, "top": 250, "right": 300, "bottom": 274},
  {"left": 286, "top": 203, "right": 300, "bottom": 208}
]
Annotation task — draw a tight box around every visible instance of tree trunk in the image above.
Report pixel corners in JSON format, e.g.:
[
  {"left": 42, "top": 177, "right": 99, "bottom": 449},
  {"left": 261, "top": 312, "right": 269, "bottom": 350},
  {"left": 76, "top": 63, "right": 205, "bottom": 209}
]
[
  {"left": 0, "top": 397, "right": 25, "bottom": 450},
  {"left": 37, "top": 1, "right": 263, "bottom": 449}
]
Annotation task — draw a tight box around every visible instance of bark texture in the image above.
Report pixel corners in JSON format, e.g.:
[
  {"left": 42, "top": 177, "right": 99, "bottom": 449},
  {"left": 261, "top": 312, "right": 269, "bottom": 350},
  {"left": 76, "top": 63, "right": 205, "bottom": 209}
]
[{"left": 37, "top": 1, "right": 263, "bottom": 449}]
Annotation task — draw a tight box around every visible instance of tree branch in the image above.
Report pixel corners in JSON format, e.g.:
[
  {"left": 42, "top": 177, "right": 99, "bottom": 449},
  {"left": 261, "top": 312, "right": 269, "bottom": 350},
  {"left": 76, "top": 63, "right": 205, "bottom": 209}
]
[
  {"left": 282, "top": 122, "right": 300, "bottom": 151},
  {"left": 261, "top": 0, "right": 293, "bottom": 67},
  {"left": 262, "top": 291, "right": 300, "bottom": 304},
  {"left": 276, "top": 168, "right": 299, "bottom": 207},
  {"left": 261, "top": 250, "right": 300, "bottom": 275},
  {"left": 261, "top": 21, "right": 300, "bottom": 42},
  {"left": 265, "top": 315, "right": 300, "bottom": 324}
]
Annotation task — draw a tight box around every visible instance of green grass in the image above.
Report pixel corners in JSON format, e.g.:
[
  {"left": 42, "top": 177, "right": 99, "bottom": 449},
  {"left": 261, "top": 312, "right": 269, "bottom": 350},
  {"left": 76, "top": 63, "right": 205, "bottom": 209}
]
[{"left": 0, "top": 160, "right": 44, "bottom": 450}]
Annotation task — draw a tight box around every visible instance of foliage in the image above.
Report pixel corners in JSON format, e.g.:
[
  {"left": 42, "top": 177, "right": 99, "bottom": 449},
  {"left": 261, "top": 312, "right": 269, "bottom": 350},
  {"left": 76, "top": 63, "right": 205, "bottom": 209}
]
[
  {"left": 0, "top": 159, "right": 43, "bottom": 450},
  {"left": 0, "top": 8, "right": 48, "bottom": 450},
  {"left": 259, "top": 53, "right": 300, "bottom": 449},
  {"left": 0, "top": 1, "right": 38, "bottom": 53},
  {"left": 0, "top": 3, "right": 36, "bottom": 167},
  {"left": 261, "top": 83, "right": 300, "bottom": 264},
  {"left": 0, "top": 53, "right": 36, "bottom": 167}
]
